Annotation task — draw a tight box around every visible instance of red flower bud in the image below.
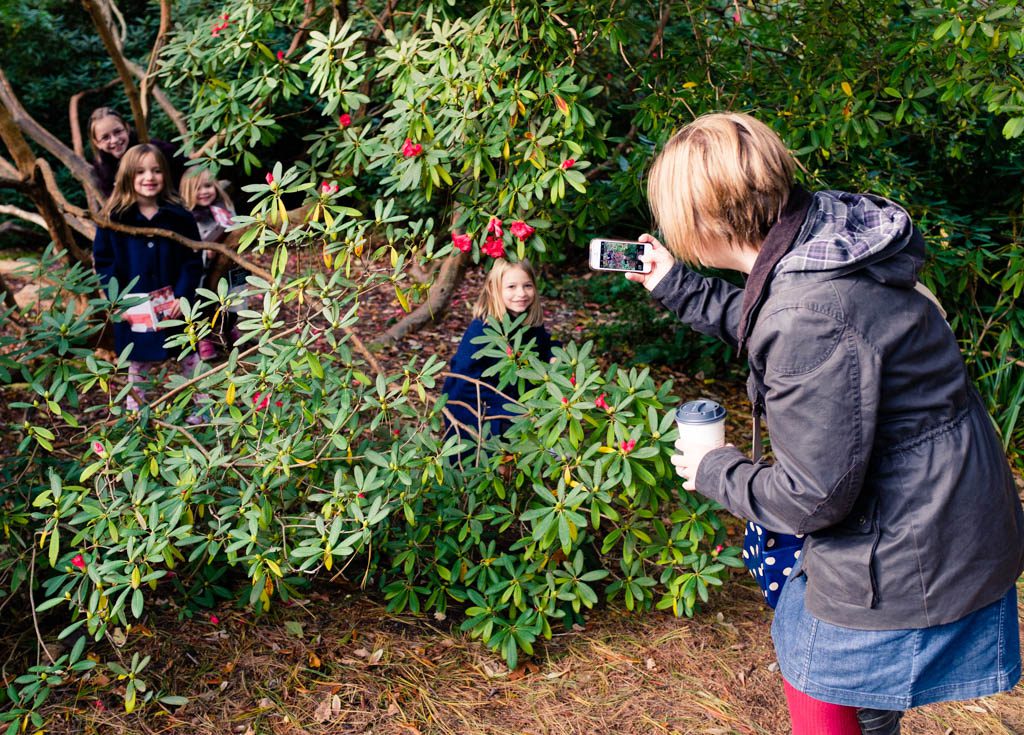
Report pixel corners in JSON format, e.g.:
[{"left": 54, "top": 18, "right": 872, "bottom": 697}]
[
  {"left": 275, "top": 400, "right": 283, "bottom": 407},
  {"left": 509, "top": 220, "right": 535, "bottom": 241},
  {"left": 401, "top": 138, "right": 422, "bottom": 157},
  {"left": 265, "top": 172, "right": 274, "bottom": 185},
  {"left": 487, "top": 216, "right": 504, "bottom": 237},
  {"left": 71, "top": 554, "right": 86, "bottom": 570},
  {"left": 92, "top": 441, "right": 106, "bottom": 456},
  {"left": 733, "top": 11, "right": 741, "bottom": 22},
  {"left": 560, "top": 158, "right": 575, "bottom": 170},
  {"left": 253, "top": 392, "right": 269, "bottom": 411},
  {"left": 506, "top": 346, "right": 514, "bottom": 356},
  {"left": 357, "top": 492, "right": 365, "bottom": 498},
  {"left": 620, "top": 439, "right": 636, "bottom": 453},
  {"left": 209, "top": 614, "right": 220, "bottom": 624},
  {"left": 569, "top": 375, "right": 576, "bottom": 386},
  {"left": 339, "top": 113, "right": 352, "bottom": 128},
  {"left": 595, "top": 393, "right": 609, "bottom": 411},
  {"left": 277, "top": 50, "right": 285, "bottom": 61},
  {"left": 561, "top": 397, "right": 569, "bottom": 405}
]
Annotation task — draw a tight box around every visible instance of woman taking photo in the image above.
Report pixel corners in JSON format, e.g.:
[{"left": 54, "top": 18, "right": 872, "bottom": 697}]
[{"left": 630, "top": 112, "right": 1024, "bottom": 734}]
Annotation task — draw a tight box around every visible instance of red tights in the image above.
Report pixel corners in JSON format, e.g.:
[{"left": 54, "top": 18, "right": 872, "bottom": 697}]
[{"left": 783, "top": 680, "right": 861, "bottom": 735}]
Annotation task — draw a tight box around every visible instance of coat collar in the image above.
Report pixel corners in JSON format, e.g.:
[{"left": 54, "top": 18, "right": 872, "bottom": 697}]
[{"left": 736, "top": 185, "right": 813, "bottom": 352}]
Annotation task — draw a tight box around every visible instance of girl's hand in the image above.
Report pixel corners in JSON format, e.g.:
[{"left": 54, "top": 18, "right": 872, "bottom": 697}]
[
  {"left": 670, "top": 436, "right": 731, "bottom": 491},
  {"left": 625, "top": 234, "right": 675, "bottom": 292}
]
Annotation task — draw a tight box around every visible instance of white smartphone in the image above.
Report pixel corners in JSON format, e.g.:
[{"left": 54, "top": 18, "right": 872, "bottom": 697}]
[{"left": 588, "top": 238, "right": 652, "bottom": 273}]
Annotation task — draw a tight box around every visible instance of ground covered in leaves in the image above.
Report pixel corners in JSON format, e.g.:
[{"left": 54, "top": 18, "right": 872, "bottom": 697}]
[{"left": 3, "top": 254, "right": 1023, "bottom": 734}]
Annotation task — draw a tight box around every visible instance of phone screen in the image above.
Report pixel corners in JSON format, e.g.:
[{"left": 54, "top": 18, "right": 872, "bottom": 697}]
[{"left": 599, "top": 241, "right": 645, "bottom": 271}]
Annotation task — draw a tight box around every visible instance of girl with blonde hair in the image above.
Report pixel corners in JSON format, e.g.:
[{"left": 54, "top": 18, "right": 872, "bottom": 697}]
[
  {"left": 631, "top": 112, "right": 1023, "bottom": 734},
  {"left": 93, "top": 144, "right": 204, "bottom": 411},
  {"left": 441, "top": 258, "right": 554, "bottom": 441}
]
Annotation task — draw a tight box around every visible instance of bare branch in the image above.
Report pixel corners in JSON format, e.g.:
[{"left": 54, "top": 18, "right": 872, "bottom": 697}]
[
  {"left": 69, "top": 78, "right": 119, "bottom": 158},
  {"left": 126, "top": 60, "right": 187, "bottom": 141},
  {"left": 64, "top": 200, "right": 274, "bottom": 281},
  {"left": 0, "top": 154, "right": 17, "bottom": 179},
  {"left": 140, "top": 0, "right": 173, "bottom": 123},
  {"left": 0, "top": 205, "right": 46, "bottom": 229},
  {"left": 82, "top": 0, "right": 149, "bottom": 142},
  {"left": 0, "top": 67, "right": 104, "bottom": 204},
  {"left": 286, "top": 0, "right": 319, "bottom": 57}
]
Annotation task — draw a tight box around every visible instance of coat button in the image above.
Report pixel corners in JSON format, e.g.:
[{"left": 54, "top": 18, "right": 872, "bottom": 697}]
[
  {"left": 147, "top": 241, "right": 155, "bottom": 248},
  {"left": 857, "top": 516, "right": 867, "bottom": 525}
]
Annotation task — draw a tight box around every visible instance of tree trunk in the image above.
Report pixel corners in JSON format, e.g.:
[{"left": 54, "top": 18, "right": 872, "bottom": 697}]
[{"left": 382, "top": 250, "right": 470, "bottom": 344}]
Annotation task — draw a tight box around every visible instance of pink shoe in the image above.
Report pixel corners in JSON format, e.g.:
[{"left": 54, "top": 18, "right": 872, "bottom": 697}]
[{"left": 198, "top": 340, "right": 218, "bottom": 361}]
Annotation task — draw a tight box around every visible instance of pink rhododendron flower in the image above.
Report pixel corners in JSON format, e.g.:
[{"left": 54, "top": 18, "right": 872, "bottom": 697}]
[
  {"left": 321, "top": 181, "right": 339, "bottom": 195},
  {"left": 561, "top": 397, "right": 569, "bottom": 405},
  {"left": 209, "top": 614, "right": 220, "bottom": 624},
  {"left": 733, "top": 12, "right": 741, "bottom": 22},
  {"left": 594, "top": 393, "right": 609, "bottom": 411},
  {"left": 401, "top": 138, "right": 423, "bottom": 157},
  {"left": 265, "top": 172, "right": 274, "bottom": 185},
  {"left": 506, "top": 346, "right": 514, "bottom": 356},
  {"left": 339, "top": 113, "right": 352, "bottom": 128},
  {"left": 714, "top": 545, "right": 724, "bottom": 554},
  {"left": 481, "top": 236, "right": 505, "bottom": 258},
  {"left": 253, "top": 392, "right": 270, "bottom": 411},
  {"left": 509, "top": 220, "right": 534, "bottom": 241},
  {"left": 487, "top": 216, "right": 503, "bottom": 237},
  {"left": 620, "top": 439, "right": 636, "bottom": 453},
  {"left": 451, "top": 232, "right": 472, "bottom": 252},
  {"left": 560, "top": 158, "right": 575, "bottom": 170},
  {"left": 71, "top": 554, "right": 86, "bottom": 570},
  {"left": 92, "top": 441, "right": 105, "bottom": 456}
]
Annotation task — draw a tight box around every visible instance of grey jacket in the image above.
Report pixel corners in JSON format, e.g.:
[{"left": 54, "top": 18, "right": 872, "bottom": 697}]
[{"left": 652, "top": 187, "right": 1024, "bottom": 629}]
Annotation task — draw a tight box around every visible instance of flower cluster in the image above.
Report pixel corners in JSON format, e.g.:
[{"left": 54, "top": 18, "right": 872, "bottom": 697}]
[
  {"left": 594, "top": 393, "right": 610, "bottom": 411},
  {"left": 509, "top": 221, "right": 535, "bottom": 241},
  {"left": 211, "top": 13, "right": 230, "bottom": 37},
  {"left": 320, "top": 181, "right": 339, "bottom": 196},
  {"left": 620, "top": 439, "right": 636, "bottom": 454},
  {"left": 481, "top": 236, "right": 505, "bottom": 258},
  {"left": 451, "top": 232, "right": 472, "bottom": 253},
  {"left": 401, "top": 138, "right": 423, "bottom": 157}
]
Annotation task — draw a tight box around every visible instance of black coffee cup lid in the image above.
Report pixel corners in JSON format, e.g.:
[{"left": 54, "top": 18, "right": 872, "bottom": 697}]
[{"left": 675, "top": 399, "right": 727, "bottom": 424}]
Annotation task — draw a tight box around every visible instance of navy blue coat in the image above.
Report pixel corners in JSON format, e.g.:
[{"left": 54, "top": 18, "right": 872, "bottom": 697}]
[
  {"left": 440, "top": 318, "right": 555, "bottom": 438},
  {"left": 93, "top": 202, "right": 203, "bottom": 362}
]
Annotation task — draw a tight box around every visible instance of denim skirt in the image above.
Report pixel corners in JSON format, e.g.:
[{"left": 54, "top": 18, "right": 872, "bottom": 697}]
[{"left": 771, "top": 569, "right": 1021, "bottom": 709}]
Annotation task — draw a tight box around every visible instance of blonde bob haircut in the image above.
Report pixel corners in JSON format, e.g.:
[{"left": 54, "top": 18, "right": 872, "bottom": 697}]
[
  {"left": 647, "top": 112, "right": 796, "bottom": 265},
  {"left": 102, "top": 144, "right": 179, "bottom": 218},
  {"left": 472, "top": 258, "right": 543, "bottom": 327},
  {"left": 179, "top": 168, "right": 234, "bottom": 211}
]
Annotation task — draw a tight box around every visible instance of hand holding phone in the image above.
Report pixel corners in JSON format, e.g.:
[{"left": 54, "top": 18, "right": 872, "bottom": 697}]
[{"left": 588, "top": 238, "right": 652, "bottom": 273}]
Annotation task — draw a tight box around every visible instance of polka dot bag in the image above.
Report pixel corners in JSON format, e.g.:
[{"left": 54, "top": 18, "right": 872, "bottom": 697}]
[{"left": 742, "top": 523, "right": 804, "bottom": 608}]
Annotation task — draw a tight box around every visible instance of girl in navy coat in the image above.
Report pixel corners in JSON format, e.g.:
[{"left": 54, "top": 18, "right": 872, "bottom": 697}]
[
  {"left": 93, "top": 144, "right": 204, "bottom": 411},
  {"left": 441, "top": 259, "right": 555, "bottom": 442}
]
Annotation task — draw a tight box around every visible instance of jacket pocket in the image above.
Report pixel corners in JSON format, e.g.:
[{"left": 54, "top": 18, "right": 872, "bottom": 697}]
[{"left": 804, "top": 494, "right": 880, "bottom": 608}]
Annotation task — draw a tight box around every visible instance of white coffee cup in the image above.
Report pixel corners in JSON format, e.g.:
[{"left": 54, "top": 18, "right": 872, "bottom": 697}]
[
  {"left": 675, "top": 399, "right": 727, "bottom": 445},
  {"left": 674, "top": 399, "right": 727, "bottom": 489}
]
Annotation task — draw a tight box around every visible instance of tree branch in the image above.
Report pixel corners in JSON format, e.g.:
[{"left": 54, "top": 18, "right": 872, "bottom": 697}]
[
  {"left": 64, "top": 201, "right": 273, "bottom": 281},
  {"left": 140, "top": 0, "right": 173, "bottom": 124},
  {"left": 0, "top": 67, "right": 104, "bottom": 204},
  {"left": 126, "top": 60, "right": 187, "bottom": 141},
  {"left": 82, "top": 0, "right": 149, "bottom": 142},
  {"left": 0, "top": 204, "right": 46, "bottom": 229},
  {"left": 69, "top": 78, "right": 120, "bottom": 158}
]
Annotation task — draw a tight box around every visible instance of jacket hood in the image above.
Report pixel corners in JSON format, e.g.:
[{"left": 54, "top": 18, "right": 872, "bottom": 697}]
[{"left": 775, "top": 190, "right": 924, "bottom": 287}]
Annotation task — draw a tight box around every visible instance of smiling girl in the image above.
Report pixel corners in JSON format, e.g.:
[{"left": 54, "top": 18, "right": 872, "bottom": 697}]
[
  {"left": 440, "top": 259, "right": 556, "bottom": 441},
  {"left": 93, "top": 144, "right": 204, "bottom": 412}
]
